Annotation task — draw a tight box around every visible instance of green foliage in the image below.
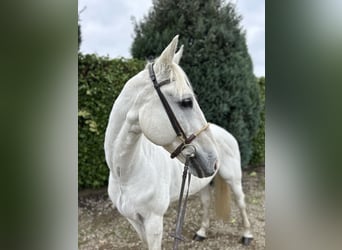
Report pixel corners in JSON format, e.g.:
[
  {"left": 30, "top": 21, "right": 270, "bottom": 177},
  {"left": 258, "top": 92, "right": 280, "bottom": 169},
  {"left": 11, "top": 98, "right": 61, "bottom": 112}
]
[
  {"left": 250, "top": 77, "right": 265, "bottom": 165},
  {"left": 131, "top": 0, "right": 261, "bottom": 166},
  {"left": 78, "top": 54, "right": 145, "bottom": 188}
]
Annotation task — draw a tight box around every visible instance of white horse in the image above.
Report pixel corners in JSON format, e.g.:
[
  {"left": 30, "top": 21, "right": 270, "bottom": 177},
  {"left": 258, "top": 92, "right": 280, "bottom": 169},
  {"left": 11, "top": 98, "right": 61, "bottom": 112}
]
[{"left": 104, "top": 35, "right": 253, "bottom": 250}]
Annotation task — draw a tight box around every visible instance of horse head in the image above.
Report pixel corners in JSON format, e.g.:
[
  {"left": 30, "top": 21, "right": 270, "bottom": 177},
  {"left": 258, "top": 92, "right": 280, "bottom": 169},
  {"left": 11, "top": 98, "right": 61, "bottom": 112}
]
[{"left": 138, "top": 35, "right": 218, "bottom": 178}]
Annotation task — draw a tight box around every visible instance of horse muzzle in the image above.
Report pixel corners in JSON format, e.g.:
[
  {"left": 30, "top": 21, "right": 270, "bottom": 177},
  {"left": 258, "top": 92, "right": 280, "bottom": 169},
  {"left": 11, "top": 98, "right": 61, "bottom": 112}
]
[{"left": 188, "top": 153, "right": 217, "bottom": 178}]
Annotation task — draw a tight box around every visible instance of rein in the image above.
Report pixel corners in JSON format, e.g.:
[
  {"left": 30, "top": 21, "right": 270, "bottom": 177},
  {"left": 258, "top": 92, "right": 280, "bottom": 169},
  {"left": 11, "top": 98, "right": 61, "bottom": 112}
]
[
  {"left": 148, "top": 63, "right": 209, "bottom": 249},
  {"left": 171, "top": 154, "right": 193, "bottom": 250}
]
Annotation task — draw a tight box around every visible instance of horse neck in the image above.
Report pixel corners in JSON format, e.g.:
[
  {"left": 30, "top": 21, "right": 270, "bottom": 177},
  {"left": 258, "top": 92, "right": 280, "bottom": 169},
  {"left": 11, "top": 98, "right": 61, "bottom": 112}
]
[{"left": 105, "top": 73, "right": 151, "bottom": 179}]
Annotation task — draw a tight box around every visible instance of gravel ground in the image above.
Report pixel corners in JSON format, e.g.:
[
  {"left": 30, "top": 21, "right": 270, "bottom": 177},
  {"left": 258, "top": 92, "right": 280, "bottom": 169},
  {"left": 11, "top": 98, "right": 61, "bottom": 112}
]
[{"left": 79, "top": 167, "right": 265, "bottom": 250}]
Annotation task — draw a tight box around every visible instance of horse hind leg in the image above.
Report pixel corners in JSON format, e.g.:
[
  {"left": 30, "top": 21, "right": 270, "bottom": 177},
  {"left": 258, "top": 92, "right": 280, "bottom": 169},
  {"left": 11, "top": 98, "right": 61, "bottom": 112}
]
[
  {"left": 193, "top": 184, "right": 211, "bottom": 241},
  {"left": 229, "top": 179, "right": 254, "bottom": 245},
  {"left": 218, "top": 153, "right": 253, "bottom": 245}
]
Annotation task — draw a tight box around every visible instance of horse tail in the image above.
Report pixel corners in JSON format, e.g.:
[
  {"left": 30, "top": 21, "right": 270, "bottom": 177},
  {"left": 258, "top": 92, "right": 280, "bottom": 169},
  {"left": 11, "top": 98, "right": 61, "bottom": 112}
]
[{"left": 214, "top": 174, "right": 231, "bottom": 222}]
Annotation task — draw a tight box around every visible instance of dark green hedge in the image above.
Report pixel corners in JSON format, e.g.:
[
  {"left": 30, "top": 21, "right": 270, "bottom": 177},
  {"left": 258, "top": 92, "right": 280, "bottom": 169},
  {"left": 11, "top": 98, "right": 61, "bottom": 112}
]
[
  {"left": 78, "top": 54, "right": 145, "bottom": 188},
  {"left": 250, "top": 77, "right": 265, "bottom": 165}
]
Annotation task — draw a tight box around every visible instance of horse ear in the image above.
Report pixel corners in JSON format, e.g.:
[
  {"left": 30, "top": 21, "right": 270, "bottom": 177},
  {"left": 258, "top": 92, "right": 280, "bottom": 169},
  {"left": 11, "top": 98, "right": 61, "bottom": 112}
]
[
  {"left": 156, "top": 35, "right": 179, "bottom": 66},
  {"left": 173, "top": 45, "right": 184, "bottom": 64}
]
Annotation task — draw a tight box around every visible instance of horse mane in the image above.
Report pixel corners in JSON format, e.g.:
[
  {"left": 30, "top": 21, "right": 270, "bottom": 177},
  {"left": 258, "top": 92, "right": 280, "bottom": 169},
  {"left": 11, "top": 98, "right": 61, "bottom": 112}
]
[{"left": 146, "top": 61, "right": 193, "bottom": 97}]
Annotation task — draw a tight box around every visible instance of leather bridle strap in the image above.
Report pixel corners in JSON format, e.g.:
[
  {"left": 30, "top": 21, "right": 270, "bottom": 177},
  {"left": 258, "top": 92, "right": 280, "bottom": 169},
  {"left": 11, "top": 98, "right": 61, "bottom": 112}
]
[
  {"left": 149, "top": 63, "right": 187, "bottom": 139},
  {"left": 148, "top": 63, "right": 209, "bottom": 158},
  {"left": 171, "top": 156, "right": 192, "bottom": 250},
  {"left": 149, "top": 63, "right": 209, "bottom": 249},
  {"left": 170, "top": 123, "right": 209, "bottom": 158}
]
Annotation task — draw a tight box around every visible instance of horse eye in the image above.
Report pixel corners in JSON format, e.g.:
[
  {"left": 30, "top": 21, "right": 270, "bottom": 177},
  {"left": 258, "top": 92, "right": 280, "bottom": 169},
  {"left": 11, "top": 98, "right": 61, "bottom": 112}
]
[{"left": 179, "top": 98, "right": 193, "bottom": 108}]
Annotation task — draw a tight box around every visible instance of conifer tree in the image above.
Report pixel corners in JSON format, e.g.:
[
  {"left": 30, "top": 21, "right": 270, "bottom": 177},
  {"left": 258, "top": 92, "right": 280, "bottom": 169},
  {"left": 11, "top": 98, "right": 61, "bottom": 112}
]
[{"left": 131, "top": 0, "right": 261, "bottom": 166}]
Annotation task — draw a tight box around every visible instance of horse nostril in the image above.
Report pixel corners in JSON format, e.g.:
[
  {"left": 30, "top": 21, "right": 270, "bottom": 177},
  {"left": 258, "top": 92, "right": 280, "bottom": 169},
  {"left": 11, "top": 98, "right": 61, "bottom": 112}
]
[{"left": 214, "top": 163, "right": 217, "bottom": 170}]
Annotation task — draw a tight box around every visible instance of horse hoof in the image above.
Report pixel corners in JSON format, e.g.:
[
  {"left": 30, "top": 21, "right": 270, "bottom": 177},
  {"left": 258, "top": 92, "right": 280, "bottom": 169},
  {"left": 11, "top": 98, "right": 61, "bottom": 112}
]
[
  {"left": 241, "top": 236, "right": 253, "bottom": 245},
  {"left": 193, "top": 233, "right": 206, "bottom": 241}
]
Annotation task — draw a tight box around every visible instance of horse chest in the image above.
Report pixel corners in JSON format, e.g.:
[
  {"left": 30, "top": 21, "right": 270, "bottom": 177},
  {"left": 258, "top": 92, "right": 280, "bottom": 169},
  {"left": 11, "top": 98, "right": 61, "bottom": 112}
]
[{"left": 116, "top": 172, "right": 170, "bottom": 217}]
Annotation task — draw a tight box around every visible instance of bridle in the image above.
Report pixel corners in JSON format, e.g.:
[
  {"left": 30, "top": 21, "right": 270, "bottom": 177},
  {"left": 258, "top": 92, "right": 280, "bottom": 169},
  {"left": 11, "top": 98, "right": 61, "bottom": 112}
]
[
  {"left": 148, "top": 63, "right": 209, "bottom": 159},
  {"left": 148, "top": 62, "right": 210, "bottom": 249}
]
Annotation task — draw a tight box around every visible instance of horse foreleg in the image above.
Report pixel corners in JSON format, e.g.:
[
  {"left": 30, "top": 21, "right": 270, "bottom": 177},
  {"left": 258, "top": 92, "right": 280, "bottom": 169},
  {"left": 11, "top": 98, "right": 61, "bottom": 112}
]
[
  {"left": 143, "top": 214, "right": 164, "bottom": 250},
  {"left": 127, "top": 216, "right": 147, "bottom": 243},
  {"left": 193, "top": 184, "right": 211, "bottom": 241},
  {"left": 107, "top": 172, "right": 118, "bottom": 209}
]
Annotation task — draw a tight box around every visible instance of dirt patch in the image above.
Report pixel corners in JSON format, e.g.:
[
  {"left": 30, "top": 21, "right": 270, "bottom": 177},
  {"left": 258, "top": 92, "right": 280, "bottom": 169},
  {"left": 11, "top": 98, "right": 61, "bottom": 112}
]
[{"left": 79, "top": 167, "right": 265, "bottom": 249}]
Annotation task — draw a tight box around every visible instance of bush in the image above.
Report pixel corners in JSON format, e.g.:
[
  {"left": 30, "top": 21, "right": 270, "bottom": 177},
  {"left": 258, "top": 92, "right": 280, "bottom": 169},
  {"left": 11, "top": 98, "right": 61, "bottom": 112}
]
[
  {"left": 250, "top": 77, "right": 265, "bottom": 166},
  {"left": 78, "top": 54, "right": 145, "bottom": 188},
  {"left": 131, "top": 1, "right": 262, "bottom": 166}
]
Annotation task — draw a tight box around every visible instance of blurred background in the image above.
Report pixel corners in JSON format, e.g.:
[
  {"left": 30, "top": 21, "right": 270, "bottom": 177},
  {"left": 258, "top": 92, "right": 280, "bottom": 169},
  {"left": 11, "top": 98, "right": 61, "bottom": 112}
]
[{"left": 1, "top": 0, "right": 342, "bottom": 249}]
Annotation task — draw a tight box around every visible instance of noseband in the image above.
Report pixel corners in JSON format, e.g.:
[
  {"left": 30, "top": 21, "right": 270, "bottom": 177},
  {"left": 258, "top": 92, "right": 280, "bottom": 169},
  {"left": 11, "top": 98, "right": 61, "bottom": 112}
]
[{"left": 148, "top": 63, "right": 209, "bottom": 158}]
